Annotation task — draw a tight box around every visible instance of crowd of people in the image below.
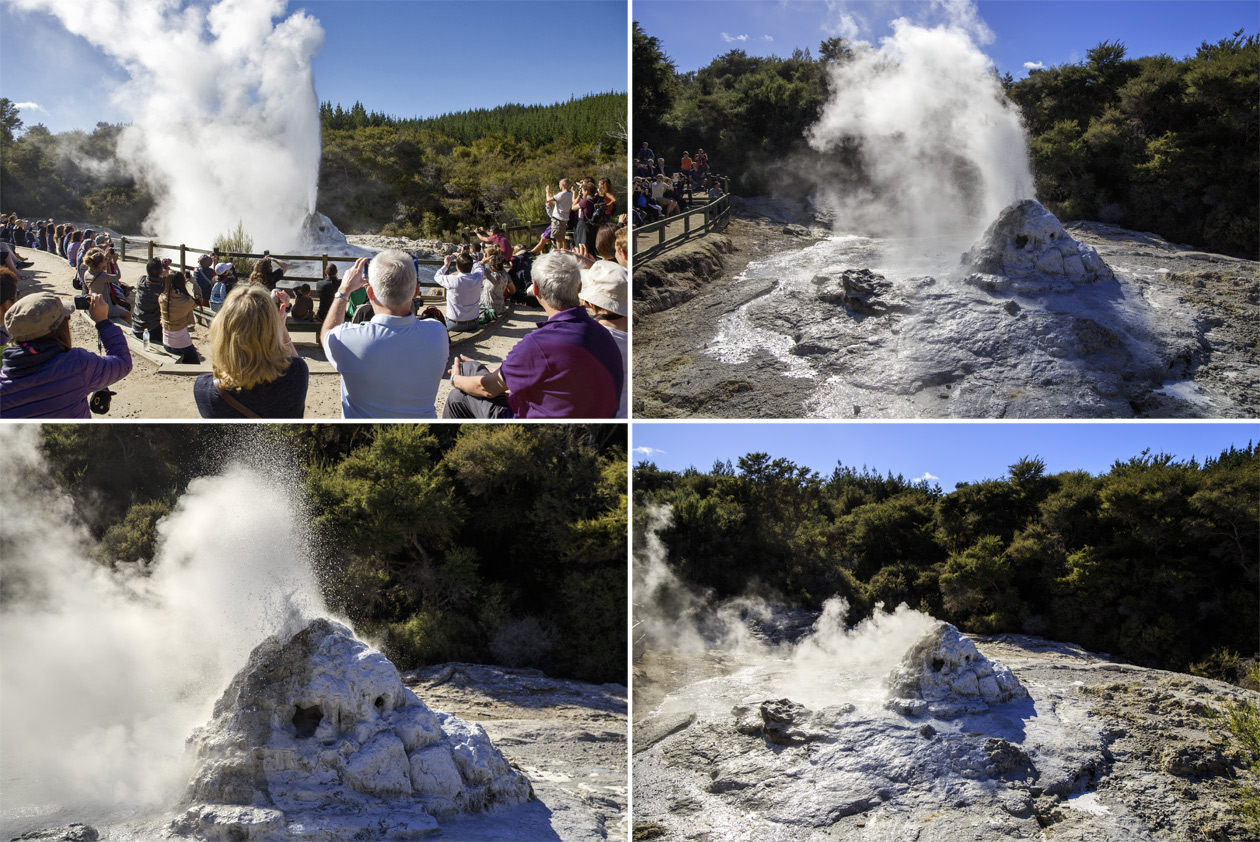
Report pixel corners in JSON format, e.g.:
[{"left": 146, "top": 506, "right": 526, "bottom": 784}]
[
  {"left": 0, "top": 198, "right": 630, "bottom": 420},
  {"left": 631, "top": 142, "right": 724, "bottom": 224}
]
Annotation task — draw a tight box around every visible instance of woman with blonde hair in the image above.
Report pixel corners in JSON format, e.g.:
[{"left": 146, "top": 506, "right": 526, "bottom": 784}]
[{"left": 193, "top": 284, "right": 307, "bottom": 418}]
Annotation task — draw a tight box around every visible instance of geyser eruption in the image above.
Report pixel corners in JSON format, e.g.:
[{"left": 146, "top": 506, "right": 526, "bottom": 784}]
[
  {"left": 176, "top": 618, "right": 533, "bottom": 840},
  {"left": 10, "top": 0, "right": 325, "bottom": 250},
  {"left": 807, "top": 6, "right": 1033, "bottom": 242},
  {"left": 0, "top": 428, "right": 327, "bottom": 829}
]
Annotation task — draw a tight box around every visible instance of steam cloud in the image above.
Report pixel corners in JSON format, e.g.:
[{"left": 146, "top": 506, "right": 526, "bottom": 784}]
[
  {"left": 10, "top": 0, "right": 324, "bottom": 250},
  {"left": 808, "top": 2, "right": 1033, "bottom": 242},
  {"left": 0, "top": 427, "right": 328, "bottom": 824},
  {"left": 635, "top": 504, "right": 938, "bottom": 709}
]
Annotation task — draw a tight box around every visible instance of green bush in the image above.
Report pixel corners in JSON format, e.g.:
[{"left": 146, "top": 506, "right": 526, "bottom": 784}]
[{"left": 213, "top": 221, "right": 256, "bottom": 277}]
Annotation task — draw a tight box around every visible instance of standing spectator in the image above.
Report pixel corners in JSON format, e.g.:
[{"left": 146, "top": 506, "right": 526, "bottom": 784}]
[
  {"left": 573, "top": 183, "right": 603, "bottom": 258},
  {"left": 598, "top": 177, "right": 618, "bottom": 220},
  {"left": 443, "top": 252, "right": 621, "bottom": 419},
  {"left": 636, "top": 141, "right": 656, "bottom": 165},
  {"left": 434, "top": 248, "right": 484, "bottom": 332},
  {"left": 194, "top": 285, "right": 307, "bottom": 418},
  {"left": 546, "top": 179, "right": 573, "bottom": 250},
  {"left": 680, "top": 150, "right": 693, "bottom": 178},
  {"left": 320, "top": 250, "right": 448, "bottom": 419},
  {"left": 0, "top": 291, "right": 133, "bottom": 418}
]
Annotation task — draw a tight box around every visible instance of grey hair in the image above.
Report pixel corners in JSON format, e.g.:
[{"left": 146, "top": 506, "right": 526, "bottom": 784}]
[
  {"left": 367, "top": 249, "right": 417, "bottom": 310},
  {"left": 530, "top": 252, "right": 581, "bottom": 310}
]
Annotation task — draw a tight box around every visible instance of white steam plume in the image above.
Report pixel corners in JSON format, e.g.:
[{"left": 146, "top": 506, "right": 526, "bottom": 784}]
[
  {"left": 808, "top": 4, "right": 1032, "bottom": 242},
  {"left": 10, "top": 0, "right": 324, "bottom": 250},
  {"left": 0, "top": 428, "right": 328, "bottom": 823}
]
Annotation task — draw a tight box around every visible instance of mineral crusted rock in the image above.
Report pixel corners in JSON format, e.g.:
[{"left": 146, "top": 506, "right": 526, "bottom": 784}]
[
  {"left": 961, "top": 199, "right": 1114, "bottom": 291},
  {"left": 176, "top": 618, "right": 532, "bottom": 839},
  {"left": 10, "top": 825, "right": 99, "bottom": 842},
  {"left": 887, "top": 622, "right": 1028, "bottom": 718},
  {"left": 812, "top": 267, "right": 905, "bottom": 315}
]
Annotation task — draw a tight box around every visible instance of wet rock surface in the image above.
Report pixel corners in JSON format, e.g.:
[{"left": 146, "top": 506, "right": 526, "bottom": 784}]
[
  {"left": 633, "top": 197, "right": 1259, "bottom": 418},
  {"left": 633, "top": 633, "right": 1254, "bottom": 842}
]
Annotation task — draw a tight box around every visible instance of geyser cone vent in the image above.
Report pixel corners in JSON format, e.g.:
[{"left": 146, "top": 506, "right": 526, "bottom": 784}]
[
  {"left": 179, "top": 618, "right": 532, "bottom": 837},
  {"left": 886, "top": 621, "right": 1028, "bottom": 718},
  {"left": 962, "top": 199, "right": 1114, "bottom": 289}
]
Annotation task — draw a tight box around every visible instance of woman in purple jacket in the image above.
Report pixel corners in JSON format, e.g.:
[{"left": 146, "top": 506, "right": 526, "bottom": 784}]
[{"left": 0, "top": 291, "right": 133, "bottom": 418}]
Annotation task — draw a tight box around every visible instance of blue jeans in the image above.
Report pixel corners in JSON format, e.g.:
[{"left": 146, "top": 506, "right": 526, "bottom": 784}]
[{"left": 446, "top": 318, "right": 479, "bottom": 332}]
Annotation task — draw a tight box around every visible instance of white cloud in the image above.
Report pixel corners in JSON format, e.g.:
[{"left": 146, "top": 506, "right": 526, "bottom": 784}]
[
  {"left": 721, "top": 32, "right": 749, "bottom": 43},
  {"left": 634, "top": 446, "right": 666, "bottom": 458},
  {"left": 1023, "top": 61, "right": 1045, "bottom": 70},
  {"left": 762, "top": 35, "right": 774, "bottom": 42},
  {"left": 13, "top": 101, "right": 46, "bottom": 113},
  {"left": 914, "top": 472, "right": 939, "bottom": 483}
]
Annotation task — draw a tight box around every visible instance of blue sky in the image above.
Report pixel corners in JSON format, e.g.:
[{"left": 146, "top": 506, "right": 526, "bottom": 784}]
[
  {"left": 0, "top": 0, "right": 628, "bottom": 135},
  {"left": 635, "top": 0, "right": 1257, "bottom": 80},
  {"left": 631, "top": 422, "right": 1258, "bottom": 490}
]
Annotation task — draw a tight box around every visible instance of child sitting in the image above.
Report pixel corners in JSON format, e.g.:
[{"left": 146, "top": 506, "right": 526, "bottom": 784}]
[{"left": 290, "top": 283, "right": 316, "bottom": 321}]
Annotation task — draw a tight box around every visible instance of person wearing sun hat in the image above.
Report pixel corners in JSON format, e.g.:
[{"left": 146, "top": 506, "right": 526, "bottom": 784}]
[
  {"left": 580, "top": 259, "right": 627, "bottom": 418},
  {"left": 0, "top": 290, "right": 132, "bottom": 418}
]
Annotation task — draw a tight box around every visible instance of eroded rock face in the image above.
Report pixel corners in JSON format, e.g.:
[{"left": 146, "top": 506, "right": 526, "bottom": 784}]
[
  {"left": 962, "top": 199, "right": 1114, "bottom": 291},
  {"left": 176, "top": 619, "right": 532, "bottom": 839},
  {"left": 887, "top": 622, "right": 1028, "bottom": 718},
  {"left": 297, "top": 212, "right": 349, "bottom": 249},
  {"left": 811, "top": 267, "right": 908, "bottom": 316}
]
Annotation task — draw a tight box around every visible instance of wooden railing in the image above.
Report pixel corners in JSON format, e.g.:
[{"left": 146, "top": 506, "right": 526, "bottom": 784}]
[
  {"left": 115, "top": 238, "right": 449, "bottom": 288},
  {"left": 632, "top": 177, "right": 731, "bottom": 263},
  {"left": 457, "top": 219, "right": 550, "bottom": 250}
]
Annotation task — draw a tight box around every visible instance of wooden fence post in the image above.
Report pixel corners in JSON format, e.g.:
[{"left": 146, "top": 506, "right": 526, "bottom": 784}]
[{"left": 180, "top": 244, "right": 187, "bottom": 272}]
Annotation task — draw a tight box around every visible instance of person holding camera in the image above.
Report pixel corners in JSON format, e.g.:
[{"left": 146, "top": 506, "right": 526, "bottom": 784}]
[
  {"left": 83, "top": 248, "right": 131, "bottom": 322},
  {"left": 546, "top": 179, "right": 573, "bottom": 250},
  {"left": 475, "top": 225, "right": 513, "bottom": 259},
  {"left": 434, "top": 246, "right": 484, "bottom": 332},
  {"left": 0, "top": 290, "right": 133, "bottom": 418},
  {"left": 194, "top": 285, "right": 306, "bottom": 418}
]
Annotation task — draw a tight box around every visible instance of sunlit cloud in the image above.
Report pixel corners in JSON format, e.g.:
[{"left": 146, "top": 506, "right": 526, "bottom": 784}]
[
  {"left": 634, "top": 446, "right": 666, "bottom": 458},
  {"left": 13, "top": 101, "right": 46, "bottom": 112},
  {"left": 914, "top": 472, "right": 939, "bottom": 482},
  {"left": 721, "top": 32, "right": 749, "bottom": 43},
  {"left": 1023, "top": 61, "right": 1045, "bottom": 70}
]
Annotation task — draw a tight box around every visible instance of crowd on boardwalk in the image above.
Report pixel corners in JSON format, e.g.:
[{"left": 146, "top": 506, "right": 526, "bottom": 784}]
[
  {"left": 0, "top": 195, "right": 628, "bottom": 420},
  {"left": 631, "top": 141, "right": 724, "bottom": 224}
]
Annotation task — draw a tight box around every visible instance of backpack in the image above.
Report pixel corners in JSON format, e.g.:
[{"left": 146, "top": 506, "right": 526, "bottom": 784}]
[
  {"left": 210, "top": 281, "right": 227, "bottom": 306},
  {"left": 587, "top": 196, "right": 607, "bottom": 226}
]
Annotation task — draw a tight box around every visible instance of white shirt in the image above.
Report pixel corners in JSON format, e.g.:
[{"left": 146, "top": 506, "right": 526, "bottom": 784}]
[
  {"left": 604, "top": 324, "right": 627, "bottom": 419},
  {"left": 434, "top": 263, "right": 485, "bottom": 323},
  {"left": 552, "top": 189, "right": 573, "bottom": 220}
]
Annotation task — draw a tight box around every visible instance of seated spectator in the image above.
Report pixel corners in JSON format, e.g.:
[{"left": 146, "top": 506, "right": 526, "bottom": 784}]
[
  {"left": 475, "top": 225, "right": 514, "bottom": 259},
  {"left": 0, "top": 268, "right": 17, "bottom": 346},
  {"left": 434, "top": 248, "right": 484, "bottom": 332},
  {"left": 320, "top": 250, "right": 448, "bottom": 419},
  {"left": 290, "top": 283, "right": 317, "bottom": 321},
  {"left": 580, "top": 260, "right": 628, "bottom": 419},
  {"left": 83, "top": 248, "right": 131, "bottom": 322},
  {"left": 249, "top": 256, "right": 289, "bottom": 290},
  {"left": 480, "top": 253, "right": 513, "bottom": 317},
  {"left": 66, "top": 230, "right": 85, "bottom": 268},
  {"left": 194, "top": 284, "right": 307, "bottom": 418},
  {"left": 160, "top": 270, "right": 201, "bottom": 364},
  {"left": 315, "top": 263, "right": 340, "bottom": 321},
  {"left": 443, "top": 252, "right": 621, "bottom": 419},
  {"left": 208, "top": 262, "right": 237, "bottom": 312},
  {"left": 0, "top": 290, "right": 133, "bottom": 418},
  {"left": 192, "top": 254, "right": 216, "bottom": 302},
  {"left": 132, "top": 257, "right": 166, "bottom": 341}
]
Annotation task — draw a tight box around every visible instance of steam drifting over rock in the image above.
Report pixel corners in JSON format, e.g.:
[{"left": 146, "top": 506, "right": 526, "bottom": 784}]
[
  {"left": 886, "top": 622, "right": 1028, "bottom": 718},
  {"left": 175, "top": 619, "right": 532, "bottom": 840}
]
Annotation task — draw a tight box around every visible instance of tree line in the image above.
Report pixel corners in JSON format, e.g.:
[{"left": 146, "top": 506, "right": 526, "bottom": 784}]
[
  {"left": 634, "top": 444, "right": 1258, "bottom": 683},
  {"left": 0, "top": 92, "right": 627, "bottom": 242},
  {"left": 633, "top": 23, "right": 1258, "bottom": 257},
  {"left": 36, "top": 424, "right": 628, "bottom": 685}
]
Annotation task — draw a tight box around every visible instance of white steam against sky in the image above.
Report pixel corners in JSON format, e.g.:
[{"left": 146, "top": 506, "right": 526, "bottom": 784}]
[
  {"left": 9, "top": 0, "right": 324, "bottom": 250},
  {"left": 809, "top": 0, "right": 1032, "bottom": 242},
  {"left": 0, "top": 427, "right": 328, "bottom": 825}
]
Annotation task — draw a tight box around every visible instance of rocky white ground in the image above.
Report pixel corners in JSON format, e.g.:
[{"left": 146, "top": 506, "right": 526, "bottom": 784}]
[
  {"left": 634, "top": 198, "right": 1259, "bottom": 419},
  {"left": 5, "top": 630, "right": 627, "bottom": 842},
  {"left": 633, "top": 624, "right": 1255, "bottom": 842}
]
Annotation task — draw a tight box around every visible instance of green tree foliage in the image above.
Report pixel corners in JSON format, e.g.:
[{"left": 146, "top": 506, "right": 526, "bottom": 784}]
[
  {"left": 35, "top": 425, "right": 627, "bottom": 685},
  {"left": 636, "top": 443, "right": 1259, "bottom": 677},
  {"left": 635, "top": 25, "right": 1257, "bottom": 256},
  {"left": 213, "top": 221, "right": 256, "bottom": 276}
]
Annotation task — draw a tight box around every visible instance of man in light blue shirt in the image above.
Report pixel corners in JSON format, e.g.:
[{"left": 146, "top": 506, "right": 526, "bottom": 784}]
[
  {"left": 320, "top": 249, "right": 448, "bottom": 418},
  {"left": 434, "top": 250, "right": 484, "bottom": 331}
]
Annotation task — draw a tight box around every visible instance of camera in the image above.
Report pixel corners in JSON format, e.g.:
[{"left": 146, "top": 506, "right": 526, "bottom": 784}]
[{"left": 74, "top": 294, "right": 91, "bottom": 310}]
